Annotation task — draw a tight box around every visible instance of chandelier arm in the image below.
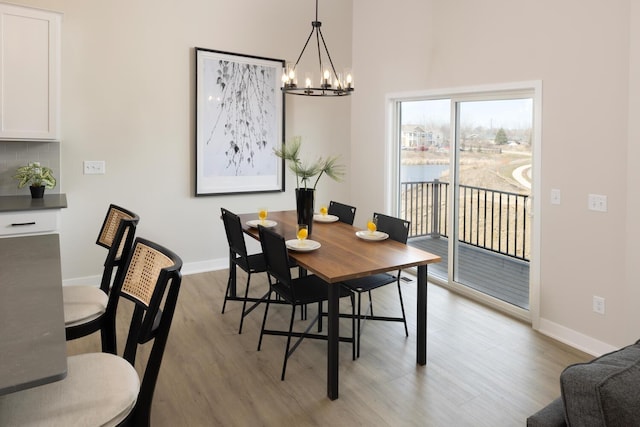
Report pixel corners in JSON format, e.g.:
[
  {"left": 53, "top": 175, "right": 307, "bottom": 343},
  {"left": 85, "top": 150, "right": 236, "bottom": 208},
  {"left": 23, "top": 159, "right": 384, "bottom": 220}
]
[
  {"left": 317, "top": 27, "right": 340, "bottom": 81},
  {"left": 315, "top": 26, "right": 323, "bottom": 76},
  {"left": 293, "top": 27, "right": 317, "bottom": 69}
]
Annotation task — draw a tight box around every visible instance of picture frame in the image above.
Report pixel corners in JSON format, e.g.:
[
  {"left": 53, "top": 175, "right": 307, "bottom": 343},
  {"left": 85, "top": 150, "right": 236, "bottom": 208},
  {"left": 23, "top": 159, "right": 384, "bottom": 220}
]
[{"left": 195, "top": 48, "right": 285, "bottom": 196}]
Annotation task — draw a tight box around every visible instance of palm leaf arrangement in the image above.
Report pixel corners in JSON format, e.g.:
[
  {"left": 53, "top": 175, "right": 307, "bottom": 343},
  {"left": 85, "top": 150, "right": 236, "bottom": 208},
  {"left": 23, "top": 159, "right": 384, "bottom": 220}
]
[{"left": 273, "top": 136, "right": 345, "bottom": 190}]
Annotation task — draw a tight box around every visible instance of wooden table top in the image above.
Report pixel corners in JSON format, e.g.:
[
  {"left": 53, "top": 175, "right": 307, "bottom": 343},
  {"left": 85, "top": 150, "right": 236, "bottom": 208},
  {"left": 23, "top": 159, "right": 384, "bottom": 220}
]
[{"left": 239, "top": 210, "right": 441, "bottom": 283}]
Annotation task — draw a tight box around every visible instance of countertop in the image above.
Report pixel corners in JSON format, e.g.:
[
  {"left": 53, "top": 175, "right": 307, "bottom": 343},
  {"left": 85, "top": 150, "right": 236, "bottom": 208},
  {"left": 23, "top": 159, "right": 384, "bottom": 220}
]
[
  {"left": 0, "top": 194, "right": 67, "bottom": 213},
  {"left": 0, "top": 234, "right": 67, "bottom": 395}
]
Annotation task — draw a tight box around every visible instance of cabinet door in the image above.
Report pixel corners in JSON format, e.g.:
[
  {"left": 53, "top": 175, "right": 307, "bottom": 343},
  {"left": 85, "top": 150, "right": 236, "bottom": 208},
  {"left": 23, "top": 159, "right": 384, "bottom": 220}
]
[
  {"left": 0, "top": 210, "right": 60, "bottom": 236},
  {"left": 0, "top": 4, "right": 61, "bottom": 140}
]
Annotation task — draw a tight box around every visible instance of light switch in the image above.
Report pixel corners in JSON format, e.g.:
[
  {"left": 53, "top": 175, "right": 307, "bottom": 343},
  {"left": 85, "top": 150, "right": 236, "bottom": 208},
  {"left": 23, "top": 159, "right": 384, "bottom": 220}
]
[
  {"left": 551, "top": 189, "right": 561, "bottom": 205},
  {"left": 84, "top": 160, "right": 106, "bottom": 175},
  {"left": 588, "top": 194, "right": 607, "bottom": 212}
]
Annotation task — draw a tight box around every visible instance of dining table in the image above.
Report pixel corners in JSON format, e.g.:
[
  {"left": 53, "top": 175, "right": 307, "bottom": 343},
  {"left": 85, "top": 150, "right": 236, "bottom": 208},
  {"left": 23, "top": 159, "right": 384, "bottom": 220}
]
[
  {"left": 0, "top": 233, "right": 67, "bottom": 396},
  {"left": 239, "top": 210, "right": 441, "bottom": 400}
]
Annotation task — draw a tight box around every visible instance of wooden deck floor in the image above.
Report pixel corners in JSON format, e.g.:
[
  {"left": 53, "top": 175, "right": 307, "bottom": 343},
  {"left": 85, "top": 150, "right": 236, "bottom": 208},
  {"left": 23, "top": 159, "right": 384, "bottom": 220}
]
[{"left": 409, "top": 236, "right": 530, "bottom": 310}]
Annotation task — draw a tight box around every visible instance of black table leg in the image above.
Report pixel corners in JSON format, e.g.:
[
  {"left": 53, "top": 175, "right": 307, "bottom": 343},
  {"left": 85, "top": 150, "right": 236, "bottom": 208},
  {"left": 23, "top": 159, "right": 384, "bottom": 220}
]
[
  {"left": 417, "top": 264, "right": 427, "bottom": 365},
  {"left": 327, "top": 283, "right": 339, "bottom": 400}
]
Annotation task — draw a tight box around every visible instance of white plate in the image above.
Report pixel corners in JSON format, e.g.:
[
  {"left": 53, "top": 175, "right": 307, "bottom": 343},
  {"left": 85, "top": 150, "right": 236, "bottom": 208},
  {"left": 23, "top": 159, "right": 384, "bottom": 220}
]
[
  {"left": 285, "top": 239, "right": 321, "bottom": 252},
  {"left": 356, "top": 230, "right": 389, "bottom": 241},
  {"left": 246, "top": 219, "right": 277, "bottom": 228},
  {"left": 314, "top": 214, "right": 339, "bottom": 223}
]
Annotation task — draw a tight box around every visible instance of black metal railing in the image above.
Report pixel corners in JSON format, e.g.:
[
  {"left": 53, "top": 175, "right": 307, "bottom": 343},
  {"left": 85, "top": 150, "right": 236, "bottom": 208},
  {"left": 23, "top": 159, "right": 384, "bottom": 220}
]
[{"left": 400, "top": 179, "right": 530, "bottom": 261}]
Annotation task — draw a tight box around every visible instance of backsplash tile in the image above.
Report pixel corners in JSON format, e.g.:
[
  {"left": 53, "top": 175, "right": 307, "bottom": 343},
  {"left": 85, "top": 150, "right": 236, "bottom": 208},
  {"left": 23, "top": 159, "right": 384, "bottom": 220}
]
[{"left": 0, "top": 141, "right": 60, "bottom": 196}]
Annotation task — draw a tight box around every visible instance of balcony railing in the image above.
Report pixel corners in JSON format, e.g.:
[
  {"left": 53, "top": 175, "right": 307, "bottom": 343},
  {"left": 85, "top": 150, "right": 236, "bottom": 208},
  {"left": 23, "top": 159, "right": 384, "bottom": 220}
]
[{"left": 400, "top": 179, "right": 530, "bottom": 261}]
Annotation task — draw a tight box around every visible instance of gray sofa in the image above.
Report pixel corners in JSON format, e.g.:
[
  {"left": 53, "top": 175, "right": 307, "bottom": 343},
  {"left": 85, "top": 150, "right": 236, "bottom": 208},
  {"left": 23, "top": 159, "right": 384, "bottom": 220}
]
[{"left": 527, "top": 340, "right": 640, "bottom": 426}]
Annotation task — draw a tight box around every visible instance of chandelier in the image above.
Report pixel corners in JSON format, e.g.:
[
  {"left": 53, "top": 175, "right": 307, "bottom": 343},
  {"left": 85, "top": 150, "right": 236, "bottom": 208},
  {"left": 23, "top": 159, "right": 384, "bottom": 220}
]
[{"left": 281, "top": 0, "right": 354, "bottom": 97}]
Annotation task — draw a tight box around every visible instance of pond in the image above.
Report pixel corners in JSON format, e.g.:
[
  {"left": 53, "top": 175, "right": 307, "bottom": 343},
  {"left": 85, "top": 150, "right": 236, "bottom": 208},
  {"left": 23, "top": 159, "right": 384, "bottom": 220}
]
[{"left": 401, "top": 164, "right": 449, "bottom": 183}]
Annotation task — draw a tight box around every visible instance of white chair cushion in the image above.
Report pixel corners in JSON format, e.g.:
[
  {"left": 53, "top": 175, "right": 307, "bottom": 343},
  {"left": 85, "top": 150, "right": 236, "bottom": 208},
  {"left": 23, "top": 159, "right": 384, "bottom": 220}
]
[
  {"left": 63, "top": 285, "right": 108, "bottom": 326},
  {"left": 0, "top": 352, "right": 140, "bottom": 427}
]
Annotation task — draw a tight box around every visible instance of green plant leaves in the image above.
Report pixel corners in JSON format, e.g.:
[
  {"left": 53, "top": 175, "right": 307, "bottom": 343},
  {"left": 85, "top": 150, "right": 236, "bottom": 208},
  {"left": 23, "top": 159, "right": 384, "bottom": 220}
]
[
  {"left": 273, "top": 136, "right": 345, "bottom": 190},
  {"left": 13, "top": 162, "right": 56, "bottom": 189}
]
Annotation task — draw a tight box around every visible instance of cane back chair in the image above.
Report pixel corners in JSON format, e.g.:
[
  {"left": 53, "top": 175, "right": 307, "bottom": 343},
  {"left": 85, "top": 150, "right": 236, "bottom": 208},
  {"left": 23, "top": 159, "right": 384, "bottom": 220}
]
[
  {"left": 0, "top": 237, "right": 183, "bottom": 427},
  {"left": 64, "top": 204, "right": 139, "bottom": 353}
]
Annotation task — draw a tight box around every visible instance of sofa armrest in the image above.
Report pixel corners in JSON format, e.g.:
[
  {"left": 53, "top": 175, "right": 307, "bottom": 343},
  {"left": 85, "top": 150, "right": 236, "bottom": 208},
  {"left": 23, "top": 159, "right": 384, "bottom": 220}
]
[
  {"left": 561, "top": 342, "right": 640, "bottom": 426},
  {"left": 527, "top": 397, "right": 567, "bottom": 427}
]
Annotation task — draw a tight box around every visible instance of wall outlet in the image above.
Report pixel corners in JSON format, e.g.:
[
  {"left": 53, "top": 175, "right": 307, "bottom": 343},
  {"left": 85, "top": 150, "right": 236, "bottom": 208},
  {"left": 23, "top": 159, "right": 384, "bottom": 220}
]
[
  {"left": 593, "top": 296, "right": 605, "bottom": 315},
  {"left": 83, "top": 160, "right": 105, "bottom": 175},
  {"left": 588, "top": 194, "right": 607, "bottom": 212}
]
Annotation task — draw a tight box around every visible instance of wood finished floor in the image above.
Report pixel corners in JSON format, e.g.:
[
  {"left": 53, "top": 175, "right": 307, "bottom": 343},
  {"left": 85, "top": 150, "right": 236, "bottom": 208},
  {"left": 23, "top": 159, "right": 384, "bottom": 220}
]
[{"left": 67, "top": 269, "right": 589, "bottom": 426}]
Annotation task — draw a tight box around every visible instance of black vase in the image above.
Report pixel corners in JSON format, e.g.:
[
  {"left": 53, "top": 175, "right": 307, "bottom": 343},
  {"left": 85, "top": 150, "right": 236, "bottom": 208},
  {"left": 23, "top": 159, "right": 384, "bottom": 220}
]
[
  {"left": 296, "top": 188, "right": 315, "bottom": 235},
  {"left": 29, "top": 185, "right": 45, "bottom": 199}
]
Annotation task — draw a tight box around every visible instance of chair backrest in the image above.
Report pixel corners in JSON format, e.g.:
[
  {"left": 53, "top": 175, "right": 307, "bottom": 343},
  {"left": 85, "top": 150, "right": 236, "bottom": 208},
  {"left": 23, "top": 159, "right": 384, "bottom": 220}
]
[
  {"left": 105, "top": 237, "right": 183, "bottom": 426},
  {"left": 96, "top": 204, "right": 139, "bottom": 251},
  {"left": 221, "top": 207, "right": 250, "bottom": 260},
  {"left": 258, "top": 225, "right": 294, "bottom": 290},
  {"left": 373, "top": 212, "right": 410, "bottom": 244},
  {"left": 96, "top": 204, "right": 140, "bottom": 293},
  {"left": 328, "top": 201, "right": 356, "bottom": 225}
]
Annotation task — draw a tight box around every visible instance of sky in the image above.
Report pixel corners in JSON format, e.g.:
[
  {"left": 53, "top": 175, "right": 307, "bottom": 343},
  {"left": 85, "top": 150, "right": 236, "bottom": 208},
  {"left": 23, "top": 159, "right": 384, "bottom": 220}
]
[{"left": 401, "top": 98, "right": 533, "bottom": 129}]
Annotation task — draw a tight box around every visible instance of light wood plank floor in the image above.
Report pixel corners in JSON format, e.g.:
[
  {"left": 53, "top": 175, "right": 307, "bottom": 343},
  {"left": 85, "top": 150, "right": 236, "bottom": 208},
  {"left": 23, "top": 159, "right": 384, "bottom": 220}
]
[{"left": 67, "top": 269, "right": 588, "bottom": 426}]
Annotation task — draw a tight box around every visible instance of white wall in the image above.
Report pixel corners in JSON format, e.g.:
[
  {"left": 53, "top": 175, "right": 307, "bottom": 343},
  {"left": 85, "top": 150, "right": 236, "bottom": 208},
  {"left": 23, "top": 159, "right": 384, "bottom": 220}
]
[
  {"left": 13, "top": 0, "right": 638, "bottom": 355},
  {"left": 626, "top": 1, "right": 640, "bottom": 341},
  {"left": 10, "top": 0, "right": 351, "bottom": 280},
  {"left": 351, "top": 0, "right": 636, "bottom": 354}
]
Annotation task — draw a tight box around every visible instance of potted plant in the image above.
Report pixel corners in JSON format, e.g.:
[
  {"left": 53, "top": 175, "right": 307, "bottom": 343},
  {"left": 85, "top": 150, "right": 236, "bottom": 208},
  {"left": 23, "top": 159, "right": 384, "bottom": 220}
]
[
  {"left": 274, "top": 136, "right": 345, "bottom": 234},
  {"left": 13, "top": 162, "right": 57, "bottom": 198}
]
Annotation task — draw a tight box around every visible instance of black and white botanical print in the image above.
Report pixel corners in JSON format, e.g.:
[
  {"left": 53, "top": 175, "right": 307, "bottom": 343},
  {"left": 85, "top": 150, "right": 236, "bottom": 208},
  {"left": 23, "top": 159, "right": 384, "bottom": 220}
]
[{"left": 201, "top": 57, "right": 278, "bottom": 177}]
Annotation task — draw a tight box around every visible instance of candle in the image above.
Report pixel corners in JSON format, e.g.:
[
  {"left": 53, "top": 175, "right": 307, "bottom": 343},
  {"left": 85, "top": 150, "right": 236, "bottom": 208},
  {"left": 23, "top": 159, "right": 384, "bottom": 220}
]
[{"left": 322, "top": 69, "right": 331, "bottom": 87}]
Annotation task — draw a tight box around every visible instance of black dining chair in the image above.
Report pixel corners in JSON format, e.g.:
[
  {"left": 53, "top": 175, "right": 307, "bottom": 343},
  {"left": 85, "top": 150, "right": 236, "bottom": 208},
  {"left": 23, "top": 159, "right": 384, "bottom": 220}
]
[
  {"left": 340, "top": 212, "right": 410, "bottom": 358},
  {"left": 220, "top": 207, "right": 294, "bottom": 334},
  {"left": 220, "top": 207, "right": 270, "bottom": 334},
  {"left": 0, "top": 237, "right": 183, "bottom": 427},
  {"left": 257, "top": 225, "right": 355, "bottom": 380},
  {"left": 328, "top": 200, "right": 356, "bottom": 225},
  {"left": 64, "top": 204, "right": 139, "bottom": 353}
]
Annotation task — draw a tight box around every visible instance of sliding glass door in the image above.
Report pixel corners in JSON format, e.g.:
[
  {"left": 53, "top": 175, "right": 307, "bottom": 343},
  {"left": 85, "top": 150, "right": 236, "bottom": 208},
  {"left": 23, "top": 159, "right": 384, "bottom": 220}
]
[
  {"left": 398, "top": 89, "right": 534, "bottom": 314},
  {"left": 452, "top": 98, "right": 532, "bottom": 309}
]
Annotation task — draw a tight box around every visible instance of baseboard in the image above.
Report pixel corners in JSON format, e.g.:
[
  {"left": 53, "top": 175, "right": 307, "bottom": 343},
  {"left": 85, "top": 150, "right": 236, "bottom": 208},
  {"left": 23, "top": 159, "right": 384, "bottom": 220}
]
[
  {"left": 537, "top": 318, "right": 618, "bottom": 357},
  {"left": 62, "top": 257, "right": 228, "bottom": 287},
  {"left": 181, "top": 258, "right": 228, "bottom": 275},
  {"left": 63, "top": 275, "right": 102, "bottom": 287}
]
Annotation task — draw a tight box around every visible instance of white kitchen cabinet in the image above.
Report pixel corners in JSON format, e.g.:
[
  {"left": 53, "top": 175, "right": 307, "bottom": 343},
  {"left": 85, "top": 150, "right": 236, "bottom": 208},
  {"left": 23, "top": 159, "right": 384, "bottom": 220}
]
[
  {"left": 0, "top": 194, "right": 66, "bottom": 237},
  {"left": 0, "top": 3, "right": 61, "bottom": 141},
  {"left": 0, "top": 209, "right": 60, "bottom": 236}
]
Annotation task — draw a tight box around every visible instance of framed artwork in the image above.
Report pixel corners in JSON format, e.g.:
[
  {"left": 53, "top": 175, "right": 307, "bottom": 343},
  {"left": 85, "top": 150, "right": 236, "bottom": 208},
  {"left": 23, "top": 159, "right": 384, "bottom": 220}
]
[{"left": 195, "top": 48, "right": 285, "bottom": 196}]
